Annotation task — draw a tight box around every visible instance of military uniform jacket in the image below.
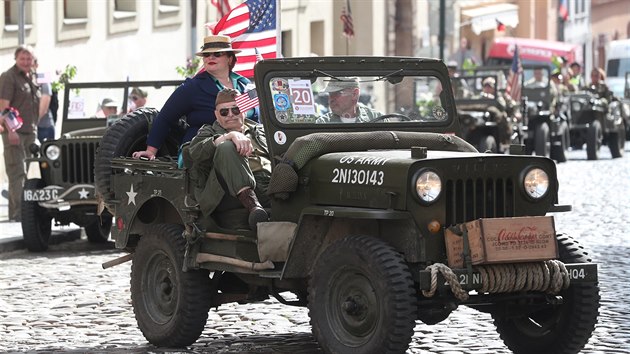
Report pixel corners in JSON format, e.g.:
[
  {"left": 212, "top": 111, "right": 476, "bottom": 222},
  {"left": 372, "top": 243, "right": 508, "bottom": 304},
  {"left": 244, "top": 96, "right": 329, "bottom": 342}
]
[{"left": 187, "top": 119, "right": 270, "bottom": 217}]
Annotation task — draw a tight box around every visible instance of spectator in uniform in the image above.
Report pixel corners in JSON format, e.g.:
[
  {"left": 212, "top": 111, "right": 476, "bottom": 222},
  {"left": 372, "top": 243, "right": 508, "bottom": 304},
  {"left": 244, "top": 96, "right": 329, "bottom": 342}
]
[{"left": 0, "top": 45, "right": 40, "bottom": 222}]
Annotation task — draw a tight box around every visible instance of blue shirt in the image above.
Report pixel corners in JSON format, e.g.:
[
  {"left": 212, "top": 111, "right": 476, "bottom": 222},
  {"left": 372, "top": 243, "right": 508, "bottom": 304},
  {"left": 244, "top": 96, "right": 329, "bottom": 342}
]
[{"left": 147, "top": 71, "right": 252, "bottom": 149}]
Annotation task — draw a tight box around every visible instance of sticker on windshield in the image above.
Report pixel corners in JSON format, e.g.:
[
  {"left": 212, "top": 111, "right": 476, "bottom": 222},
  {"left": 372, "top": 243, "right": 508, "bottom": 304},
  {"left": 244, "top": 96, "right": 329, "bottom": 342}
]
[
  {"left": 288, "top": 79, "right": 316, "bottom": 115},
  {"left": 272, "top": 79, "right": 289, "bottom": 92},
  {"left": 276, "top": 111, "right": 288, "bottom": 123},
  {"left": 274, "top": 93, "right": 290, "bottom": 111},
  {"left": 432, "top": 106, "right": 447, "bottom": 120},
  {"left": 274, "top": 131, "right": 287, "bottom": 145}
]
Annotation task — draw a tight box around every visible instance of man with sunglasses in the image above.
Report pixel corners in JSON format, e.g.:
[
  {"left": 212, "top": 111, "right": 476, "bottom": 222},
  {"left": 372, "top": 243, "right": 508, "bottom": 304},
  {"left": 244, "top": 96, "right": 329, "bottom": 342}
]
[
  {"left": 316, "top": 77, "right": 381, "bottom": 123},
  {"left": 188, "top": 89, "right": 270, "bottom": 230}
]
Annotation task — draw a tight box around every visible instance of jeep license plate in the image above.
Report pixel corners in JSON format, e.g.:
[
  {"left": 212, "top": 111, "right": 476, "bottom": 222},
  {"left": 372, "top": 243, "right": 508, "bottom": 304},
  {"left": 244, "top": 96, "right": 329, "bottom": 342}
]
[{"left": 23, "top": 188, "right": 60, "bottom": 202}]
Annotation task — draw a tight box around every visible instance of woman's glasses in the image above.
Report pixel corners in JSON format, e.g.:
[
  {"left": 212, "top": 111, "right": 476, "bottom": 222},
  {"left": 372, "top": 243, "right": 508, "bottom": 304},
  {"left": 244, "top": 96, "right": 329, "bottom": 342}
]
[
  {"left": 201, "top": 52, "right": 227, "bottom": 58},
  {"left": 130, "top": 96, "right": 139, "bottom": 101},
  {"left": 219, "top": 106, "right": 241, "bottom": 117}
]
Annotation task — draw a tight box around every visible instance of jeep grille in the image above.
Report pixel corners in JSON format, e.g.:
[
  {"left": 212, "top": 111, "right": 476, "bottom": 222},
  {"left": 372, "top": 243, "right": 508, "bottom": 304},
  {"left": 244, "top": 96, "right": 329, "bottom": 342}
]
[
  {"left": 61, "top": 142, "right": 98, "bottom": 184},
  {"left": 445, "top": 178, "right": 515, "bottom": 225}
]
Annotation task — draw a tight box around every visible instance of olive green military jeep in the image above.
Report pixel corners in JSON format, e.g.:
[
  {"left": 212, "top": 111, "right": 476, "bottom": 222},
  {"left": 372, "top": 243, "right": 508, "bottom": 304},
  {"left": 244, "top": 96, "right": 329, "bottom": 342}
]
[
  {"left": 22, "top": 80, "right": 181, "bottom": 252},
  {"left": 97, "top": 57, "right": 599, "bottom": 354}
]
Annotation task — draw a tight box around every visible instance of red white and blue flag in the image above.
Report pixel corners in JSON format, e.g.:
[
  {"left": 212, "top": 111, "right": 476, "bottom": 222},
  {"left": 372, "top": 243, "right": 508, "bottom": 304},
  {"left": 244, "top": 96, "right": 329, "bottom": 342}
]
[
  {"left": 235, "top": 88, "right": 259, "bottom": 112},
  {"left": 506, "top": 45, "right": 522, "bottom": 102},
  {"left": 559, "top": 0, "right": 569, "bottom": 21},
  {"left": 340, "top": 0, "right": 354, "bottom": 38},
  {"left": 211, "top": 0, "right": 232, "bottom": 19},
  {"left": 211, "top": 0, "right": 277, "bottom": 78}
]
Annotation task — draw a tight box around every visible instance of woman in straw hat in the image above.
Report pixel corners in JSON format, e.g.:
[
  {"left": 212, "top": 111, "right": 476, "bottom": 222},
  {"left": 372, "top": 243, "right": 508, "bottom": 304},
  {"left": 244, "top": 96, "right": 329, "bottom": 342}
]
[{"left": 133, "top": 35, "right": 255, "bottom": 162}]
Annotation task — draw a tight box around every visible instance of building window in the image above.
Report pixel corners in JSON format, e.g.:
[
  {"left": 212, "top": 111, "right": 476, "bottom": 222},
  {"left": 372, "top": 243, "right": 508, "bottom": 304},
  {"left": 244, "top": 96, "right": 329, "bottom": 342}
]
[
  {"left": 57, "top": 0, "right": 91, "bottom": 41},
  {"left": 153, "top": 0, "right": 182, "bottom": 28},
  {"left": 1, "top": 0, "right": 35, "bottom": 49},
  {"left": 110, "top": 0, "right": 139, "bottom": 34}
]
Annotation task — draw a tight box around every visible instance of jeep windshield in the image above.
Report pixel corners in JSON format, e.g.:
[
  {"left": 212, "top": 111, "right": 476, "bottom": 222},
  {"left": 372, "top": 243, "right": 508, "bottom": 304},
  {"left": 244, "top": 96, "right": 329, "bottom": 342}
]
[{"left": 263, "top": 72, "right": 450, "bottom": 125}]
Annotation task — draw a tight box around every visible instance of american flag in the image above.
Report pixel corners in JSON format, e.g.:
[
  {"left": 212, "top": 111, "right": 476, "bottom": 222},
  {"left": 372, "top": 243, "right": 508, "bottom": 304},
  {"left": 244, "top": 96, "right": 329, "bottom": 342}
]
[
  {"left": 212, "top": 0, "right": 277, "bottom": 78},
  {"left": 341, "top": 0, "right": 354, "bottom": 38},
  {"left": 235, "top": 88, "right": 259, "bottom": 112},
  {"left": 211, "top": 0, "right": 232, "bottom": 19},
  {"left": 506, "top": 45, "right": 522, "bottom": 102}
]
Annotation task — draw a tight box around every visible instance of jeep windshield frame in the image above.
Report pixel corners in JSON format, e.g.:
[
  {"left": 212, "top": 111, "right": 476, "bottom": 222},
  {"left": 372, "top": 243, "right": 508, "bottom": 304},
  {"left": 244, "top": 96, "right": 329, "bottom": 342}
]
[
  {"left": 254, "top": 56, "right": 460, "bottom": 158},
  {"left": 61, "top": 80, "right": 182, "bottom": 134}
]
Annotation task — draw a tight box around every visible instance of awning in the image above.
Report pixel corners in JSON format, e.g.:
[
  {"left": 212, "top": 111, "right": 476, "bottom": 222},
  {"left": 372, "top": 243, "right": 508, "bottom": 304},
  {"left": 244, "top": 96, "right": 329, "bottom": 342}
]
[{"left": 462, "top": 3, "right": 519, "bottom": 35}]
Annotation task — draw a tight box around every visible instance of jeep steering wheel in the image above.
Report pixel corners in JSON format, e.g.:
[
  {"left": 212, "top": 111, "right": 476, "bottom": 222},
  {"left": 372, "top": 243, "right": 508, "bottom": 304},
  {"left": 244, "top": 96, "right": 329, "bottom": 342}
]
[{"left": 369, "top": 113, "right": 412, "bottom": 123}]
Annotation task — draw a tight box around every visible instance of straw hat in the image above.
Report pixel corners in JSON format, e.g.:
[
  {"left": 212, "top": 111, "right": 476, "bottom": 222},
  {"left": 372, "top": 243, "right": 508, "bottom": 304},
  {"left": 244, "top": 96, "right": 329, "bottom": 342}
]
[{"left": 195, "top": 35, "right": 241, "bottom": 57}]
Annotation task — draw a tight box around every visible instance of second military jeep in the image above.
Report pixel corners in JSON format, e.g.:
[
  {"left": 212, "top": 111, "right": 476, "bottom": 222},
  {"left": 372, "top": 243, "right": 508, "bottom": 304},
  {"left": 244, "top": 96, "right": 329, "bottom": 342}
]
[
  {"left": 97, "top": 57, "right": 599, "bottom": 353},
  {"left": 22, "top": 80, "right": 181, "bottom": 252}
]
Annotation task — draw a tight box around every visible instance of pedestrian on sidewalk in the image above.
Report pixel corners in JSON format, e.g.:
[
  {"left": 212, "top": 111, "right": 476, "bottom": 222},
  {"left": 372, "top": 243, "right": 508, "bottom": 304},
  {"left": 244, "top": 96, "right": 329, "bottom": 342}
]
[{"left": 0, "top": 45, "right": 41, "bottom": 222}]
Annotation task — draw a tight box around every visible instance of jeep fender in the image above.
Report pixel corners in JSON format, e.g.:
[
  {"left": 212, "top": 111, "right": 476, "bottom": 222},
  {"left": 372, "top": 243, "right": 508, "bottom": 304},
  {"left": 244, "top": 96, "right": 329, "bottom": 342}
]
[{"left": 281, "top": 207, "right": 419, "bottom": 279}]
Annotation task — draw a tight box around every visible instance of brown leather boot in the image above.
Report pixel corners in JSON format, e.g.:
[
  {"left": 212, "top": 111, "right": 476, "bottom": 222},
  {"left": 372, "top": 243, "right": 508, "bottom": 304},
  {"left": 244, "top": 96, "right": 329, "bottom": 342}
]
[{"left": 237, "top": 188, "right": 268, "bottom": 230}]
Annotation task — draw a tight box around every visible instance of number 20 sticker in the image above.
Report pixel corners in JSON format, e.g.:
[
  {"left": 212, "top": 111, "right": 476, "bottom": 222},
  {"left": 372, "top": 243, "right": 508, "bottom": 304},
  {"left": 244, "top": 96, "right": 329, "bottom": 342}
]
[{"left": 288, "top": 79, "right": 316, "bottom": 115}]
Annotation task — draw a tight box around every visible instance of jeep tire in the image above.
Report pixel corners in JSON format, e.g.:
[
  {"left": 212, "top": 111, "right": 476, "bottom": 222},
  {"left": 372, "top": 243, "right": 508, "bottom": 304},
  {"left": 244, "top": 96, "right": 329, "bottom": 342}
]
[
  {"left": 586, "top": 120, "right": 602, "bottom": 160},
  {"left": 492, "top": 234, "right": 600, "bottom": 354},
  {"left": 308, "top": 235, "right": 417, "bottom": 353},
  {"left": 608, "top": 123, "right": 625, "bottom": 159},
  {"left": 131, "top": 223, "right": 212, "bottom": 347},
  {"left": 21, "top": 179, "right": 53, "bottom": 252},
  {"left": 94, "top": 108, "right": 184, "bottom": 206},
  {"left": 85, "top": 215, "right": 112, "bottom": 243},
  {"left": 534, "top": 122, "right": 550, "bottom": 157}
]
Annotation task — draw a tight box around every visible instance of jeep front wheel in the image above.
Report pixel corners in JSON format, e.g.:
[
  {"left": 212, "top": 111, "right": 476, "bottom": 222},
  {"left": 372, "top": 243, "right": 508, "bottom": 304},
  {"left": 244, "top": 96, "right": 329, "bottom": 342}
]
[
  {"left": 492, "top": 234, "right": 600, "bottom": 354},
  {"left": 586, "top": 120, "right": 602, "bottom": 160},
  {"left": 21, "top": 179, "right": 52, "bottom": 252},
  {"left": 131, "top": 224, "right": 211, "bottom": 347},
  {"left": 308, "top": 235, "right": 417, "bottom": 353}
]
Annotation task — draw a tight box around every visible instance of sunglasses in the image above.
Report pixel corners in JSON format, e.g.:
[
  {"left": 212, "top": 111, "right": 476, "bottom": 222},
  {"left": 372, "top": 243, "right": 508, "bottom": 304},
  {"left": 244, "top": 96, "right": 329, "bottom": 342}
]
[
  {"left": 130, "top": 95, "right": 139, "bottom": 101},
  {"left": 201, "top": 52, "right": 227, "bottom": 58},
  {"left": 219, "top": 106, "right": 241, "bottom": 117}
]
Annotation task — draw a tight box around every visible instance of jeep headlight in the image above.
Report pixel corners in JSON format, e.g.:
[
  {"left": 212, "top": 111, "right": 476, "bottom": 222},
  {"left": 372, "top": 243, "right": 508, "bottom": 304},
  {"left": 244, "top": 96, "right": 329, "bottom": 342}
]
[
  {"left": 571, "top": 101, "right": 581, "bottom": 112},
  {"left": 45, "top": 145, "right": 61, "bottom": 160},
  {"left": 415, "top": 170, "right": 442, "bottom": 203},
  {"left": 523, "top": 168, "right": 549, "bottom": 199}
]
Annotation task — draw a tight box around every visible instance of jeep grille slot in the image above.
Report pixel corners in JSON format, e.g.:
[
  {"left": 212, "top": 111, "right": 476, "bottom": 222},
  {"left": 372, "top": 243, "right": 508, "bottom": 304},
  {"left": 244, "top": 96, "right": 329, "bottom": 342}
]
[
  {"left": 445, "top": 178, "right": 515, "bottom": 225},
  {"left": 61, "top": 142, "right": 98, "bottom": 183}
]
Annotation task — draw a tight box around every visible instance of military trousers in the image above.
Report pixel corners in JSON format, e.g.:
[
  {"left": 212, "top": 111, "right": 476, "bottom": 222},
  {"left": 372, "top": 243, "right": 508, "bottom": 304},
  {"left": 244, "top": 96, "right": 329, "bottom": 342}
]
[
  {"left": 2, "top": 131, "right": 36, "bottom": 221},
  {"left": 213, "top": 141, "right": 270, "bottom": 207}
]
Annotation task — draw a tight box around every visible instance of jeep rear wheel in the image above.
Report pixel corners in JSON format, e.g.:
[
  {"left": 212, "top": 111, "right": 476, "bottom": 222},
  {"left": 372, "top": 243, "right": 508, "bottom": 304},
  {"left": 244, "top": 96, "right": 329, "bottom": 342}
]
[
  {"left": 131, "top": 223, "right": 211, "bottom": 347},
  {"left": 308, "top": 235, "right": 417, "bottom": 353},
  {"left": 21, "top": 179, "right": 52, "bottom": 252},
  {"left": 94, "top": 108, "right": 184, "bottom": 209},
  {"left": 85, "top": 215, "right": 112, "bottom": 243},
  {"left": 492, "top": 234, "right": 600, "bottom": 354}
]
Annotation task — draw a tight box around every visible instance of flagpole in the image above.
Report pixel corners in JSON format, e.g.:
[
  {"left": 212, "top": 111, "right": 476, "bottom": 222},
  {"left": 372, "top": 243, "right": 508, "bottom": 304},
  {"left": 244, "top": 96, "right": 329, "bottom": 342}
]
[{"left": 276, "top": 0, "right": 282, "bottom": 57}]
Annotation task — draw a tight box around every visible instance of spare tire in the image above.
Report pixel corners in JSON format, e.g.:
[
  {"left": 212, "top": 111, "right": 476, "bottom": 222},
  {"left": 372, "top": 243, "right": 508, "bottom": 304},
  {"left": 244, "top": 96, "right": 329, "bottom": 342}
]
[{"left": 94, "top": 107, "right": 185, "bottom": 209}]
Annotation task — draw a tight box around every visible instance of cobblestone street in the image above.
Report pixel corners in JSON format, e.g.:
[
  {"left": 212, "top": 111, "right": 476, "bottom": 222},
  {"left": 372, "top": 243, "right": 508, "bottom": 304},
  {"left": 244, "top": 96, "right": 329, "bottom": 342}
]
[{"left": 1, "top": 145, "right": 629, "bottom": 353}]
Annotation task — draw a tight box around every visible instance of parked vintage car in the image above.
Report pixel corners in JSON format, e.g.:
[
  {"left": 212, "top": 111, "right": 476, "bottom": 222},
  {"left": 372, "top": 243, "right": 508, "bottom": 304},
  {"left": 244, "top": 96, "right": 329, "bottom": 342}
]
[
  {"left": 21, "top": 80, "right": 181, "bottom": 252},
  {"left": 96, "top": 57, "right": 599, "bottom": 354}
]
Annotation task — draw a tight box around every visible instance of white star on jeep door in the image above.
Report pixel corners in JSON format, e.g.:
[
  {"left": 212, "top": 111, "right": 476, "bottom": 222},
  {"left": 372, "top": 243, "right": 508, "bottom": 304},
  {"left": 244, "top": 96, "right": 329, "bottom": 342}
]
[
  {"left": 126, "top": 185, "right": 138, "bottom": 205},
  {"left": 78, "top": 188, "right": 89, "bottom": 199}
]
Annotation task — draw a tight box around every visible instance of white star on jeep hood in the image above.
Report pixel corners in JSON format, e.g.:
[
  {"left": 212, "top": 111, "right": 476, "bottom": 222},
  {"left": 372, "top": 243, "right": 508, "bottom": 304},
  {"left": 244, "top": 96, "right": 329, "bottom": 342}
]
[
  {"left": 127, "top": 185, "right": 138, "bottom": 205},
  {"left": 78, "top": 188, "right": 89, "bottom": 199}
]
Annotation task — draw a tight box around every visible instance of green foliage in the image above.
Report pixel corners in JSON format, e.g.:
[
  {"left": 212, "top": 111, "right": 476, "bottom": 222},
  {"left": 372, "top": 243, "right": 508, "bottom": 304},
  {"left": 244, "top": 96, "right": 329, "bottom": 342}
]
[
  {"left": 52, "top": 65, "right": 78, "bottom": 93},
  {"left": 176, "top": 57, "right": 201, "bottom": 78}
]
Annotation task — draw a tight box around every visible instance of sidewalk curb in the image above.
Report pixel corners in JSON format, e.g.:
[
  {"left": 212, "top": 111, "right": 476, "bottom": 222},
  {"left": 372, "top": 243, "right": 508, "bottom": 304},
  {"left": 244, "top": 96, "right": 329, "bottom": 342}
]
[{"left": 0, "top": 229, "right": 82, "bottom": 253}]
